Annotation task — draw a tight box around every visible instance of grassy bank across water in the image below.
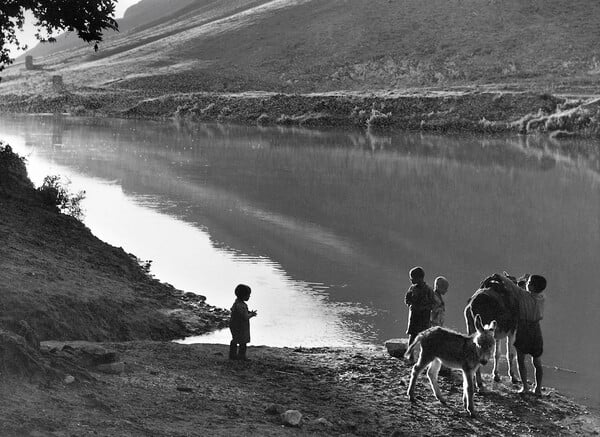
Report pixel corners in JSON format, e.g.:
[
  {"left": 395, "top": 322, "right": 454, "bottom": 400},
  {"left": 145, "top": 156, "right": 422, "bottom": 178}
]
[{"left": 2, "top": 89, "right": 600, "bottom": 138}]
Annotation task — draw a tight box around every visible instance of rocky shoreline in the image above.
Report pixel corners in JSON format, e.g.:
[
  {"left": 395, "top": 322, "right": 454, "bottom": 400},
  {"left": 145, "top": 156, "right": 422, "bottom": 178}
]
[{"left": 2, "top": 89, "right": 600, "bottom": 138}]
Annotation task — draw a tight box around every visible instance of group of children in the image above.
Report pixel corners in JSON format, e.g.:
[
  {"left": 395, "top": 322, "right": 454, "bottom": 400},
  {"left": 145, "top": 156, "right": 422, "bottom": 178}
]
[
  {"left": 227, "top": 265, "right": 547, "bottom": 395},
  {"left": 404, "top": 266, "right": 449, "bottom": 347},
  {"left": 404, "top": 266, "right": 547, "bottom": 395}
]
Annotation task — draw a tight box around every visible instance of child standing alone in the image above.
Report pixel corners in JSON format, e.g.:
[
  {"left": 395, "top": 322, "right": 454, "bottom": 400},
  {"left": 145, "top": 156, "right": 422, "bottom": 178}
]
[
  {"left": 404, "top": 266, "right": 435, "bottom": 349},
  {"left": 229, "top": 284, "right": 257, "bottom": 361}
]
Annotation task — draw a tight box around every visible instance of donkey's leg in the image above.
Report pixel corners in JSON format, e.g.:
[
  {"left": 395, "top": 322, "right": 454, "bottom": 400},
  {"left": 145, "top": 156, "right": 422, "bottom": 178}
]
[
  {"left": 407, "top": 354, "right": 432, "bottom": 402},
  {"left": 462, "top": 369, "right": 477, "bottom": 417},
  {"left": 492, "top": 338, "right": 502, "bottom": 382},
  {"left": 466, "top": 308, "right": 485, "bottom": 391},
  {"left": 426, "top": 359, "right": 446, "bottom": 403},
  {"left": 506, "top": 331, "right": 519, "bottom": 384}
]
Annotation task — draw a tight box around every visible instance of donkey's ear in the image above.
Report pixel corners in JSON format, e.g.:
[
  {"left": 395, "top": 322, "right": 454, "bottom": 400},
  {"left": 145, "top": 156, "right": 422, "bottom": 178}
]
[
  {"left": 487, "top": 320, "right": 497, "bottom": 331},
  {"left": 475, "top": 314, "right": 483, "bottom": 331}
]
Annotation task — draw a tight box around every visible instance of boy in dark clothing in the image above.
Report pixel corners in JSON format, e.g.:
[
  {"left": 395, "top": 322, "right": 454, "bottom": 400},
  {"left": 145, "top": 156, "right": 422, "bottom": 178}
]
[
  {"left": 405, "top": 266, "right": 435, "bottom": 355},
  {"left": 229, "top": 284, "right": 257, "bottom": 361},
  {"left": 514, "top": 274, "right": 547, "bottom": 395}
]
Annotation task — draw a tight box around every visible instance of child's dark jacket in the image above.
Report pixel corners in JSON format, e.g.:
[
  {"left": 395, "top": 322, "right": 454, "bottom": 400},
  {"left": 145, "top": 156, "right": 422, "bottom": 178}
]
[
  {"left": 405, "top": 282, "right": 435, "bottom": 335},
  {"left": 230, "top": 299, "right": 251, "bottom": 343}
]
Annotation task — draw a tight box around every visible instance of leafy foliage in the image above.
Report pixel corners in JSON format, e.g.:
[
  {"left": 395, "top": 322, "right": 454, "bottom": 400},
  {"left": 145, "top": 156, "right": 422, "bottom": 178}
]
[
  {"left": 37, "top": 174, "right": 86, "bottom": 220},
  {"left": 0, "top": 0, "right": 118, "bottom": 70},
  {"left": 0, "top": 141, "right": 26, "bottom": 169},
  {"left": 0, "top": 141, "right": 32, "bottom": 191}
]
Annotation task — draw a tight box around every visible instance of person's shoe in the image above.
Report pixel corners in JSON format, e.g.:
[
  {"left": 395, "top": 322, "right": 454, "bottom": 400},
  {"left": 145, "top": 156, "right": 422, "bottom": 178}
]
[{"left": 229, "top": 344, "right": 238, "bottom": 360}]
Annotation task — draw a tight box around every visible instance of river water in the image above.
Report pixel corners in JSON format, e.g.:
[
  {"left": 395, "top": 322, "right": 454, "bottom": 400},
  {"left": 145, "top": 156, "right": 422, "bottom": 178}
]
[{"left": 1, "top": 114, "right": 598, "bottom": 409}]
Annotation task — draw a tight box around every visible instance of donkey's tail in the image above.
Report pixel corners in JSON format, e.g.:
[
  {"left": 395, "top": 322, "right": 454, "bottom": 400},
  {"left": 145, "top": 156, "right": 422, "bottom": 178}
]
[{"left": 404, "top": 334, "right": 422, "bottom": 360}]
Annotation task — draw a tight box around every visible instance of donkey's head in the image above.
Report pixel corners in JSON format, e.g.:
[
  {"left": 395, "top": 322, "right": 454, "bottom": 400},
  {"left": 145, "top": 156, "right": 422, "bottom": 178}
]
[{"left": 474, "top": 314, "right": 497, "bottom": 366}]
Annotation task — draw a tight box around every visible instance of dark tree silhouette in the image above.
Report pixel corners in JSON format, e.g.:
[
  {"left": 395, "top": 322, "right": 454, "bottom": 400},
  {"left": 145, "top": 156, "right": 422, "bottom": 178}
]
[{"left": 0, "top": 0, "right": 118, "bottom": 70}]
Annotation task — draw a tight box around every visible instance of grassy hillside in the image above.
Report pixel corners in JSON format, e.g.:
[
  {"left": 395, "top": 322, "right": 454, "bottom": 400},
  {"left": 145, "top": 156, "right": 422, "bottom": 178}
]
[
  {"left": 3, "top": 0, "right": 600, "bottom": 94},
  {"left": 19, "top": 0, "right": 197, "bottom": 61}
]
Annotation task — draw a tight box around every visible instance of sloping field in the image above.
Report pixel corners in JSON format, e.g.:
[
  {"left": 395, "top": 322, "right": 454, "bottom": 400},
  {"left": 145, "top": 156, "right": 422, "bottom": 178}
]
[
  {"left": 18, "top": 0, "right": 198, "bottom": 60},
  {"left": 3, "top": 0, "right": 600, "bottom": 94}
]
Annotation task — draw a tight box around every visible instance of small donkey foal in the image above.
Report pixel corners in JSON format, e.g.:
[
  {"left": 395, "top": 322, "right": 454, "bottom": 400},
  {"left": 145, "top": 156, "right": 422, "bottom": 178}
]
[{"left": 405, "top": 314, "right": 496, "bottom": 416}]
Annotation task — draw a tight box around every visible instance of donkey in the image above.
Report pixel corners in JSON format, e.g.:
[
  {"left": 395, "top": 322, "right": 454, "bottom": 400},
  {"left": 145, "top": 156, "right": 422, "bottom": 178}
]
[
  {"left": 464, "top": 273, "right": 522, "bottom": 390},
  {"left": 405, "top": 314, "right": 497, "bottom": 417}
]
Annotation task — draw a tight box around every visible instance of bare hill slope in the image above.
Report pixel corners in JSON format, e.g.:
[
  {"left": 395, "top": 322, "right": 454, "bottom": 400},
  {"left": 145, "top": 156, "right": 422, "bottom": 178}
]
[{"left": 8, "top": 0, "right": 600, "bottom": 93}]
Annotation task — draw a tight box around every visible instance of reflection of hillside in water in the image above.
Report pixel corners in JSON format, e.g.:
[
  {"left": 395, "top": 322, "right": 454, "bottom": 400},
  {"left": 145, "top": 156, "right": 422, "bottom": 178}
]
[
  {"left": 35, "top": 115, "right": 600, "bottom": 174},
  {"left": 11, "top": 116, "right": 599, "bottom": 309}
]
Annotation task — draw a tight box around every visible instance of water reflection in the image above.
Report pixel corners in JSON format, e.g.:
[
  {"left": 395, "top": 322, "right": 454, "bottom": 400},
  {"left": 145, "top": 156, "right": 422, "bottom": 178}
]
[{"left": 0, "top": 114, "right": 599, "bottom": 407}]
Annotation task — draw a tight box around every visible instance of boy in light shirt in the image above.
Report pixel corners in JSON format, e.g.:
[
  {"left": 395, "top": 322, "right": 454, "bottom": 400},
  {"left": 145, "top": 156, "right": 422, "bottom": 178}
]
[
  {"left": 430, "top": 276, "right": 449, "bottom": 327},
  {"left": 497, "top": 273, "right": 547, "bottom": 395}
]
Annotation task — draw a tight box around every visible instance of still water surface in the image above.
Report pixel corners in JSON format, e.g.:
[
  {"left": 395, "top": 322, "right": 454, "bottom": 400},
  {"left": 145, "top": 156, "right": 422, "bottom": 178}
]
[{"left": 1, "top": 114, "right": 598, "bottom": 409}]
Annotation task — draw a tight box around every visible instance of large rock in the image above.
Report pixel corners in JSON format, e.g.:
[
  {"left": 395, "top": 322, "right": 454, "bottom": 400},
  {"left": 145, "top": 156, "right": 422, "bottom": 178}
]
[
  {"left": 384, "top": 338, "right": 409, "bottom": 358},
  {"left": 281, "top": 410, "right": 302, "bottom": 427},
  {"left": 41, "top": 341, "right": 119, "bottom": 367}
]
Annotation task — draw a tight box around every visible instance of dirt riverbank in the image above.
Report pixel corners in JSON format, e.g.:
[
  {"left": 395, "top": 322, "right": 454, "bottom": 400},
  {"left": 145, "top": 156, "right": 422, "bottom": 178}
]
[
  {"left": 0, "top": 144, "right": 229, "bottom": 344},
  {"left": 1, "top": 342, "right": 599, "bottom": 436},
  {"left": 1, "top": 88, "right": 600, "bottom": 138}
]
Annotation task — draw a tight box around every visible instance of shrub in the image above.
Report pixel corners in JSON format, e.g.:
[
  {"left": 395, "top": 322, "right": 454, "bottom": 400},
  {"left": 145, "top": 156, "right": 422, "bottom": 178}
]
[
  {"left": 217, "top": 106, "right": 232, "bottom": 121},
  {"left": 70, "top": 105, "right": 87, "bottom": 116},
  {"left": 200, "top": 103, "right": 219, "bottom": 117},
  {"left": 37, "top": 175, "right": 86, "bottom": 220},
  {"left": 0, "top": 142, "right": 32, "bottom": 191},
  {"left": 367, "top": 108, "right": 393, "bottom": 130},
  {"left": 256, "top": 113, "right": 271, "bottom": 125},
  {"left": 350, "top": 106, "right": 369, "bottom": 126},
  {"left": 174, "top": 105, "right": 190, "bottom": 119},
  {"left": 0, "top": 142, "right": 26, "bottom": 172},
  {"left": 276, "top": 114, "right": 297, "bottom": 125}
]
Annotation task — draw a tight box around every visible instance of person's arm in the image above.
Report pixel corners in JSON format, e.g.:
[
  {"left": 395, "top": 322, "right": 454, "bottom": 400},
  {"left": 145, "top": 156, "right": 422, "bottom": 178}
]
[
  {"left": 494, "top": 273, "right": 522, "bottom": 294},
  {"left": 405, "top": 288, "right": 414, "bottom": 306},
  {"left": 232, "top": 302, "right": 253, "bottom": 321}
]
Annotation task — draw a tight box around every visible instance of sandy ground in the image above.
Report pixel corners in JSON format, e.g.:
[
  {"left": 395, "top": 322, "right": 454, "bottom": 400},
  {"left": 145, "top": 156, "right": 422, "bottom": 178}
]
[{"left": 1, "top": 342, "right": 599, "bottom": 436}]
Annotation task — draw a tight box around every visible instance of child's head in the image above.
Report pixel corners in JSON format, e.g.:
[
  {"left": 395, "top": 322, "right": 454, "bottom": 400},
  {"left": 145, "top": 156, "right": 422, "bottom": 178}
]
[
  {"left": 526, "top": 275, "right": 546, "bottom": 293},
  {"left": 409, "top": 266, "right": 425, "bottom": 284},
  {"left": 234, "top": 284, "right": 252, "bottom": 301},
  {"left": 434, "top": 276, "right": 449, "bottom": 295}
]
